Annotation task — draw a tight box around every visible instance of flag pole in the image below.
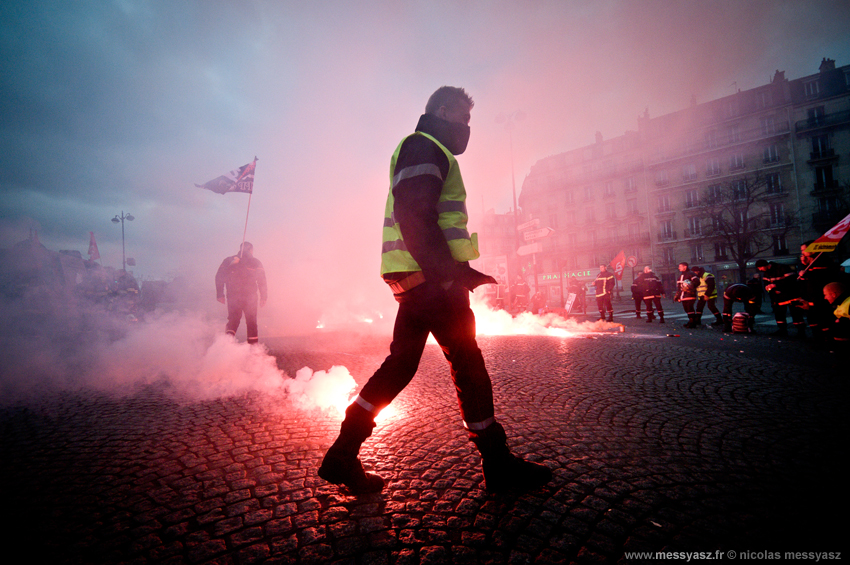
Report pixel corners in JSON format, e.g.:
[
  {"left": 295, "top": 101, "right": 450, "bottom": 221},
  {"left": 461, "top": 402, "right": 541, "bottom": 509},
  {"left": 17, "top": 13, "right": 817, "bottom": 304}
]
[{"left": 238, "top": 157, "right": 257, "bottom": 258}]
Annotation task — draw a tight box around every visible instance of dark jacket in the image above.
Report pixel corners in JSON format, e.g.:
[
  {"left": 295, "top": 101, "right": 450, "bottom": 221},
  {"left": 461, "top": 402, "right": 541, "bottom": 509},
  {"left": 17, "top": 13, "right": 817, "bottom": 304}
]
[
  {"left": 594, "top": 271, "right": 615, "bottom": 297},
  {"left": 634, "top": 271, "right": 662, "bottom": 298},
  {"left": 216, "top": 255, "right": 267, "bottom": 302}
]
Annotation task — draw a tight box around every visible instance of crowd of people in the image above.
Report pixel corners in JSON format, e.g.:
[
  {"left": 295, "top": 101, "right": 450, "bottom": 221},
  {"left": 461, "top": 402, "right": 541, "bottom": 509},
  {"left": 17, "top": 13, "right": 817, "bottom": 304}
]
[{"left": 668, "top": 240, "right": 848, "bottom": 344}]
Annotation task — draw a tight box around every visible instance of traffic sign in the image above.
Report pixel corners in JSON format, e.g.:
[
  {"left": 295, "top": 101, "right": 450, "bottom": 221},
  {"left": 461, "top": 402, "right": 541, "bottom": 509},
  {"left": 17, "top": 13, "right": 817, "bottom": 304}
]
[
  {"left": 517, "top": 242, "right": 543, "bottom": 256},
  {"left": 627, "top": 255, "right": 637, "bottom": 268},
  {"left": 523, "top": 227, "right": 554, "bottom": 241},
  {"left": 517, "top": 218, "right": 540, "bottom": 232}
]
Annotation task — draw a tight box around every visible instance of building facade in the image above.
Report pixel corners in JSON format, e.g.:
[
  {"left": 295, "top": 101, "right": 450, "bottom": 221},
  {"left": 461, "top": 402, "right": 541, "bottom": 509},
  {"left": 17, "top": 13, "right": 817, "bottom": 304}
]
[{"left": 514, "top": 58, "right": 850, "bottom": 304}]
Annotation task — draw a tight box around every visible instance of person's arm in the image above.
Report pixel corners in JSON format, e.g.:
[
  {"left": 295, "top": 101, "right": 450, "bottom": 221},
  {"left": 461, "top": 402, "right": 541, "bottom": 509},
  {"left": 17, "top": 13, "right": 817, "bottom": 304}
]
[{"left": 392, "top": 136, "right": 457, "bottom": 284}]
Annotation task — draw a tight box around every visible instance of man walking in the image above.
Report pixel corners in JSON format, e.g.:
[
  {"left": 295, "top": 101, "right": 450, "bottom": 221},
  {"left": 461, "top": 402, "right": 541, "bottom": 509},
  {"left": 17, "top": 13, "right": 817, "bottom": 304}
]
[
  {"left": 675, "top": 262, "right": 700, "bottom": 328},
  {"left": 318, "top": 87, "right": 551, "bottom": 494},
  {"left": 693, "top": 266, "right": 722, "bottom": 327},
  {"left": 594, "top": 264, "right": 615, "bottom": 322},
  {"left": 215, "top": 242, "right": 267, "bottom": 345}
]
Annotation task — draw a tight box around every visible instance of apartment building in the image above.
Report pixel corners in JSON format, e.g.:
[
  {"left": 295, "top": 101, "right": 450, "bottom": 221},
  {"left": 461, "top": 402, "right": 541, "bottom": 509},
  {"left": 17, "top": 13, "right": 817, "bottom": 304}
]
[{"left": 514, "top": 58, "right": 849, "bottom": 304}]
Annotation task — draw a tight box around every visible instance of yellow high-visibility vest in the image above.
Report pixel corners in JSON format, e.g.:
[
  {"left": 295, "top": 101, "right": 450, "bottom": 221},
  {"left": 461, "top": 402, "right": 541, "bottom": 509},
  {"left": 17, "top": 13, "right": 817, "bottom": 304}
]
[{"left": 381, "top": 131, "right": 479, "bottom": 275}]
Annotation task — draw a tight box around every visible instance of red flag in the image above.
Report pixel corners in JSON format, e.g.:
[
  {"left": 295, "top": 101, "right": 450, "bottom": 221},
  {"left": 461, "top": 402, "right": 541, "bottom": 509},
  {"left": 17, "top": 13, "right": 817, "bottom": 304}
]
[
  {"left": 195, "top": 157, "right": 257, "bottom": 195},
  {"left": 88, "top": 231, "right": 101, "bottom": 261},
  {"left": 806, "top": 212, "right": 850, "bottom": 253},
  {"left": 609, "top": 250, "right": 626, "bottom": 280}
]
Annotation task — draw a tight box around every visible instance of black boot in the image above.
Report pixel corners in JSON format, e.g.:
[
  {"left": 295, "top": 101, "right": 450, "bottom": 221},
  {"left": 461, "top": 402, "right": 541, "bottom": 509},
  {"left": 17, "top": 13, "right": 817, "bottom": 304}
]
[
  {"left": 711, "top": 313, "right": 723, "bottom": 326},
  {"left": 658, "top": 312, "right": 665, "bottom": 324},
  {"left": 772, "top": 324, "right": 788, "bottom": 336},
  {"left": 607, "top": 312, "right": 614, "bottom": 323},
  {"left": 646, "top": 311, "right": 655, "bottom": 323},
  {"left": 470, "top": 422, "right": 551, "bottom": 493},
  {"left": 318, "top": 403, "right": 384, "bottom": 494},
  {"left": 683, "top": 314, "right": 695, "bottom": 328},
  {"left": 694, "top": 313, "right": 703, "bottom": 327}
]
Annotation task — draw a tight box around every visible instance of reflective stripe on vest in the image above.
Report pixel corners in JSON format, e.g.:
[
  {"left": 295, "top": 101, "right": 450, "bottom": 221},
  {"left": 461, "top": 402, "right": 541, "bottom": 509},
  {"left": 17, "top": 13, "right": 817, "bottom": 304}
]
[
  {"left": 697, "top": 273, "right": 717, "bottom": 299},
  {"left": 381, "top": 131, "right": 479, "bottom": 275}
]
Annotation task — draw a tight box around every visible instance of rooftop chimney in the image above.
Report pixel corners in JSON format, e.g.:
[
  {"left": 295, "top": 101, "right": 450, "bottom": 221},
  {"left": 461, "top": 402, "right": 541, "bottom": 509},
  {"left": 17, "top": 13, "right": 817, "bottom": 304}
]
[{"left": 819, "top": 58, "right": 835, "bottom": 72}]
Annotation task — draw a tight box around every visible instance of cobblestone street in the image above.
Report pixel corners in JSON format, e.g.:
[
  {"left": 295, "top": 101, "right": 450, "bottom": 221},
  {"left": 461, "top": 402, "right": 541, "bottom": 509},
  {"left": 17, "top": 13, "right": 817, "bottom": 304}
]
[{"left": 1, "top": 311, "right": 845, "bottom": 564}]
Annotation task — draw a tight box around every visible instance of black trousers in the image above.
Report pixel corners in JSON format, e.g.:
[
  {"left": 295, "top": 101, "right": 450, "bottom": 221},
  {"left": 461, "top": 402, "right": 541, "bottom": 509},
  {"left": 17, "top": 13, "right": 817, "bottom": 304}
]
[
  {"left": 357, "top": 281, "right": 495, "bottom": 427},
  {"left": 696, "top": 297, "right": 719, "bottom": 315},
  {"left": 596, "top": 294, "right": 613, "bottom": 315},
  {"left": 226, "top": 294, "right": 259, "bottom": 343},
  {"left": 643, "top": 296, "right": 663, "bottom": 314}
]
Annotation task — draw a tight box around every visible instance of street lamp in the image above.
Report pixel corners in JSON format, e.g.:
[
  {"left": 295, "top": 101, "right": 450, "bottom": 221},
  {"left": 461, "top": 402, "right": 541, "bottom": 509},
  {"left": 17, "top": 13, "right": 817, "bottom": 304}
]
[
  {"left": 495, "top": 110, "right": 526, "bottom": 288},
  {"left": 111, "top": 211, "right": 134, "bottom": 270}
]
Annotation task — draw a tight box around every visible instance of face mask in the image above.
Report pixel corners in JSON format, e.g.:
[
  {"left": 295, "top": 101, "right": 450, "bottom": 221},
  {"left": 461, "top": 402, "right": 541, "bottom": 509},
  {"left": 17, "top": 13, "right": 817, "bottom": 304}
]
[{"left": 444, "top": 121, "right": 471, "bottom": 155}]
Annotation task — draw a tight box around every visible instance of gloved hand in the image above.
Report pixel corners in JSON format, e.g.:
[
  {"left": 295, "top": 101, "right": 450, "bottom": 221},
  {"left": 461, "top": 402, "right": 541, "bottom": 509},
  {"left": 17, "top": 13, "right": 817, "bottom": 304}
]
[{"left": 455, "top": 263, "right": 497, "bottom": 292}]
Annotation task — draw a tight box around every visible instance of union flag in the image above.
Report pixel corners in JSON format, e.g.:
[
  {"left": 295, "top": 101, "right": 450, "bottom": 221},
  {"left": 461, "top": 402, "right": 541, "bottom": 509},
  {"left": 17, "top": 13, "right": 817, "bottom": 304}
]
[
  {"left": 609, "top": 250, "right": 626, "bottom": 280},
  {"left": 806, "top": 212, "right": 850, "bottom": 253},
  {"left": 195, "top": 157, "right": 257, "bottom": 195}
]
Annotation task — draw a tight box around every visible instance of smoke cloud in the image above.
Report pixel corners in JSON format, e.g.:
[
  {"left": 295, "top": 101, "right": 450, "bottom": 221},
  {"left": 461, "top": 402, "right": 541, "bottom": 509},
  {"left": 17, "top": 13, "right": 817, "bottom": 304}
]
[{"left": 0, "top": 297, "right": 356, "bottom": 414}]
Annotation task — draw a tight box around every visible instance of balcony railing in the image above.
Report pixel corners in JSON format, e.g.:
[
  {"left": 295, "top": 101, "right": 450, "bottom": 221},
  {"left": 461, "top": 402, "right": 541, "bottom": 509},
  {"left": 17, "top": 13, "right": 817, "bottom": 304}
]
[
  {"left": 658, "top": 231, "right": 677, "bottom": 241},
  {"left": 795, "top": 109, "right": 850, "bottom": 132},
  {"left": 809, "top": 148, "right": 835, "bottom": 161},
  {"left": 811, "top": 180, "right": 840, "bottom": 194}
]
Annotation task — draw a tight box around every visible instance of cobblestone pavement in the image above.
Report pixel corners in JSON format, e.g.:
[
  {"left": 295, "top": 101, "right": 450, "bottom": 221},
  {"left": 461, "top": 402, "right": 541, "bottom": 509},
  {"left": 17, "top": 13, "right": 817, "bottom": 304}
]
[{"left": 1, "top": 309, "right": 845, "bottom": 564}]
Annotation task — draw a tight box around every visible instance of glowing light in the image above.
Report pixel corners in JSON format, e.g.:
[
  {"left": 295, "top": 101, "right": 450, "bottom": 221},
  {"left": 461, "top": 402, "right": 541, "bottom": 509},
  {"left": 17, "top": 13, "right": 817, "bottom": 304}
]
[
  {"left": 316, "top": 320, "right": 325, "bottom": 329},
  {"left": 374, "top": 403, "right": 400, "bottom": 423},
  {"left": 468, "top": 293, "right": 624, "bottom": 337}
]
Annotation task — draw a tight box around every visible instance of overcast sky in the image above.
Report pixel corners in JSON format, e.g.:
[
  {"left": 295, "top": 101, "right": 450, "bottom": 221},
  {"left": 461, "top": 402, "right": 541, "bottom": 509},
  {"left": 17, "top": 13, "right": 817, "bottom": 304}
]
[{"left": 2, "top": 0, "right": 849, "bottom": 334}]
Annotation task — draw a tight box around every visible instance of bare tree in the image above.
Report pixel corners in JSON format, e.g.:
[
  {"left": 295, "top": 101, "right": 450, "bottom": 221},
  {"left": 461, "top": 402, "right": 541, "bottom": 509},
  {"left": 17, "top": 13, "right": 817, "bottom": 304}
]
[{"left": 701, "top": 169, "right": 796, "bottom": 283}]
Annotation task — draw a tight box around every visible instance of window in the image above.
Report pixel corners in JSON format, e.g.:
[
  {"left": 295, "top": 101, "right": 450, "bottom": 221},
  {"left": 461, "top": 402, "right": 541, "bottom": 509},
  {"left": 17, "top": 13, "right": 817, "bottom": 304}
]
[
  {"left": 706, "top": 158, "right": 721, "bottom": 177},
  {"left": 731, "top": 180, "right": 747, "bottom": 201},
  {"left": 690, "top": 244, "right": 704, "bottom": 262},
  {"left": 773, "top": 234, "right": 788, "bottom": 255},
  {"left": 706, "top": 184, "right": 722, "bottom": 203},
  {"left": 811, "top": 135, "right": 831, "bottom": 159},
  {"left": 657, "top": 194, "right": 671, "bottom": 213},
  {"left": 724, "top": 99, "right": 738, "bottom": 118},
  {"left": 730, "top": 153, "right": 745, "bottom": 170},
  {"left": 756, "top": 90, "right": 772, "bottom": 109},
  {"left": 704, "top": 130, "right": 718, "bottom": 149},
  {"left": 585, "top": 208, "right": 596, "bottom": 223},
  {"left": 626, "top": 198, "right": 639, "bottom": 215},
  {"left": 815, "top": 165, "right": 835, "bottom": 189},
  {"left": 807, "top": 106, "right": 825, "bottom": 126},
  {"left": 604, "top": 181, "right": 615, "bottom": 197},
  {"left": 770, "top": 203, "right": 785, "bottom": 227},
  {"left": 655, "top": 170, "right": 669, "bottom": 187},
  {"left": 714, "top": 242, "right": 727, "bottom": 260},
  {"left": 663, "top": 247, "right": 676, "bottom": 265},
  {"left": 761, "top": 116, "right": 776, "bottom": 136},
  {"left": 763, "top": 144, "right": 779, "bottom": 163},
  {"left": 549, "top": 213, "right": 558, "bottom": 229},
  {"left": 583, "top": 186, "right": 594, "bottom": 201},
  {"left": 628, "top": 223, "right": 640, "bottom": 238},
  {"left": 660, "top": 219, "right": 674, "bottom": 239},
  {"left": 587, "top": 230, "right": 597, "bottom": 244},
  {"left": 684, "top": 189, "right": 699, "bottom": 209},
  {"left": 682, "top": 163, "right": 697, "bottom": 182},
  {"left": 804, "top": 80, "right": 820, "bottom": 98},
  {"left": 567, "top": 233, "right": 577, "bottom": 246},
  {"left": 687, "top": 216, "right": 701, "bottom": 237},
  {"left": 766, "top": 172, "right": 783, "bottom": 194},
  {"left": 605, "top": 202, "right": 616, "bottom": 219},
  {"left": 565, "top": 190, "right": 574, "bottom": 205},
  {"left": 565, "top": 210, "right": 576, "bottom": 224},
  {"left": 624, "top": 176, "right": 637, "bottom": 193},
  {"left": 729, "top": 125, "right": 741, "bottom": 143}
]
